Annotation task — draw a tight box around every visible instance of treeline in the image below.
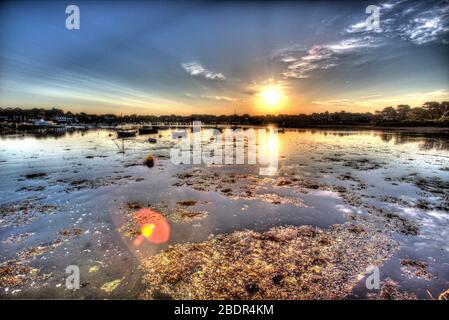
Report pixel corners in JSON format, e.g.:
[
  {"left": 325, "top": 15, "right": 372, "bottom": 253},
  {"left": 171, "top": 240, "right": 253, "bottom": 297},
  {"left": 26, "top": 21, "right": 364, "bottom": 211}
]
[{"left": 1, "top": 101, "right": 448, "bottom": 127}]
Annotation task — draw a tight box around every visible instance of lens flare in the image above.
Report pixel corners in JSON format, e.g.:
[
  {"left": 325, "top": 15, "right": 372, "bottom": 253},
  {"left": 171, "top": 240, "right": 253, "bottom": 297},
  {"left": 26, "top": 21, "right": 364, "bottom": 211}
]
[
  {"left": 141, "top": 224, "right": 155, "bottom": 238},
  {"left": 132, "top": 208, "right": 170, "bottom": 245}
]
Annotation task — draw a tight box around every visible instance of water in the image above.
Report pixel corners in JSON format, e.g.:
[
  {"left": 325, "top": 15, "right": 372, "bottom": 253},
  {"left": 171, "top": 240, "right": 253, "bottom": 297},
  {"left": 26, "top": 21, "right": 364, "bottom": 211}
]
[{"left": 0, "top": 128, "right": 448, "bottom": 299}]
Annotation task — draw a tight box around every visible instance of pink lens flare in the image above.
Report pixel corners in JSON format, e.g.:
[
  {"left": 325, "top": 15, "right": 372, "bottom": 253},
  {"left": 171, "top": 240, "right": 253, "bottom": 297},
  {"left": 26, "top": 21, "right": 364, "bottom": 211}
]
[{"left": 132, "top": 208, "right": 170, "bottom": 245}]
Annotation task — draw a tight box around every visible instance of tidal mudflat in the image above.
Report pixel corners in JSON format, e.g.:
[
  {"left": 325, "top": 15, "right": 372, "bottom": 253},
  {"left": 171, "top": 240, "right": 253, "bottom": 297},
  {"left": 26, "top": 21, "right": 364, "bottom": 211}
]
[{"left": 0, "top": 128, "right": 448, "bottom": 299}]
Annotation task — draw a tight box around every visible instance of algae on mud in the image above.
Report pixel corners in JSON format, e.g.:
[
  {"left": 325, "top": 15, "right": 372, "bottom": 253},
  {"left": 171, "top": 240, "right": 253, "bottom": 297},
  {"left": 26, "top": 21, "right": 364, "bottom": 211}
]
[{"left": 0, "top": 227, "right": 82, "bottom": 290}]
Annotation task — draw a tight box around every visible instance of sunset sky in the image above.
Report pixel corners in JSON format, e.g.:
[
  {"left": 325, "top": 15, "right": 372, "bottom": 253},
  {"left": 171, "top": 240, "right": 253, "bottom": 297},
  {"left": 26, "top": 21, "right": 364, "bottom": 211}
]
[{"left": 0, "top": 0, "right": 448, "bottom": 115}]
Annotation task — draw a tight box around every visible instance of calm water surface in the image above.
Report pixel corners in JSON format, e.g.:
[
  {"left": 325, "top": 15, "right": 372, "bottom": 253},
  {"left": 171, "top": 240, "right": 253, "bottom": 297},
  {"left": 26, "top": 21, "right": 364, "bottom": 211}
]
[{"left": 0, "top": 128, "right": 448, "bottom": 298}]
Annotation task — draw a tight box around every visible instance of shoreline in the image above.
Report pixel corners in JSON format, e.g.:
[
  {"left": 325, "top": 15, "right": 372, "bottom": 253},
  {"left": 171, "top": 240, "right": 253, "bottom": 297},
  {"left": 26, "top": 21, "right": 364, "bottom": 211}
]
[
  {"left": 1, "top": 123, "right": 448, "bottom": 133},
  {"left": 281, "top": 125, "right": 449, "bottom": 133}
]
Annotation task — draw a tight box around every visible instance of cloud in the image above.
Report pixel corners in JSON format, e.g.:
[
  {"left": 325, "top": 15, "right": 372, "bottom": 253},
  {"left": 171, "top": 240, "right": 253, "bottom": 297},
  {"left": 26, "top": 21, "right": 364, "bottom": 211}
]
[
  {"left": 399, "top": 14, "right": 449, "bottom": 45},
  {"left": 274, "top": 37, "right": 380, "bottom": 79},
  {"left": 312, "top": 89, "right": 449, "bottom": 109},
  {"left": 185, "top": 93, "right": 236, "bottom": 102},
  {"left": 345, "top": 0, "right": 449, "bottom": 45},
  {"left": 181, "top": 62, "right": 226, "bottom": 80},
  {"left": 273, "top": 0, "right": 448, "bottom": 80},
  {"left": 404, "top": 89, "right": 449, "bottom": 101}
]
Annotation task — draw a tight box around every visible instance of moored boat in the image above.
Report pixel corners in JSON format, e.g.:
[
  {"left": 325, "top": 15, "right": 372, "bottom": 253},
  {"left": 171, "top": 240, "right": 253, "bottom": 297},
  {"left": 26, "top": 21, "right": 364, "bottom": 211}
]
[
  {"left": 153, "top": 125, "right": 169, "bottom": 131},
  {"left": 139, "top": 126, "right": 158, "bottom": 134},
  {"left": 117, "top": 129, "right": 137, "bottom": 138}
]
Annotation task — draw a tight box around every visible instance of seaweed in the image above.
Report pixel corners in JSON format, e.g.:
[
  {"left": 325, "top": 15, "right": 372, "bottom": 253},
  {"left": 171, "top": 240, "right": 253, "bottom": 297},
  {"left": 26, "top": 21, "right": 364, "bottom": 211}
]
[{"left": 140, "top": 223, "right": 398, "bottom": 300}]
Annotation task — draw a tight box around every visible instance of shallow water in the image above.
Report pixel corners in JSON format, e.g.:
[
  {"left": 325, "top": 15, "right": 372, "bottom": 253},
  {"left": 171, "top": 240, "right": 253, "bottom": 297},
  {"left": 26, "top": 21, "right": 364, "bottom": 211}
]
[{"left": 0, "top": 128, "right": 448, "bottom": 299}]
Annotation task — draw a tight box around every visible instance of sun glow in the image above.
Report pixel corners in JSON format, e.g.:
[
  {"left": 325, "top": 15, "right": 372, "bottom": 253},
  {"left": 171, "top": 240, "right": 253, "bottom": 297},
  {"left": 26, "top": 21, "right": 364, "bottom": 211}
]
[
  {"left": 256, "top": 84, "right": 286, "bottom": 113},
  {"left": 262, "top": 87, "right": 282, "bottom": 106}
]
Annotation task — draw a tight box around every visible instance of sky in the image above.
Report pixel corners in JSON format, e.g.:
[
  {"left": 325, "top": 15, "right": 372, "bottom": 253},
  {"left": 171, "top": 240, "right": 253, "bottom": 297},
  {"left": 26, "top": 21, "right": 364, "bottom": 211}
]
[{"left": 0, "top": 0, "right": 448, "bottom": 115}]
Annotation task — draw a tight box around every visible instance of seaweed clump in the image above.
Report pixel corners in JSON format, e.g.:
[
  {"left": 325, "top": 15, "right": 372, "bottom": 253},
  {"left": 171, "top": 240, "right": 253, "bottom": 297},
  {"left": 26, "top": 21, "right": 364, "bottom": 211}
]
[
  {"left": 140, "top": 223, "right": 398, "bottom": 300},
  {"left": 174, "top": 168, "right": 309, "bottom": 207},
  {"left": 400, "top": 259, "right": 433, "bottom": 280},
  {"left": 0, "top": 201, "right": 58, "bottom": 227},
  {"left": 370, "top": 279, "right": 417, "bottom": 300}
]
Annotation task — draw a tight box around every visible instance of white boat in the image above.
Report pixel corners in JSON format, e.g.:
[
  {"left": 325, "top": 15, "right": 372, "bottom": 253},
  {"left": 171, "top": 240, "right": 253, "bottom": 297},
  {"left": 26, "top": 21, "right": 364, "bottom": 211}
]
[{"left": 33, "top": 119, "right": 55, "bottom": 127}]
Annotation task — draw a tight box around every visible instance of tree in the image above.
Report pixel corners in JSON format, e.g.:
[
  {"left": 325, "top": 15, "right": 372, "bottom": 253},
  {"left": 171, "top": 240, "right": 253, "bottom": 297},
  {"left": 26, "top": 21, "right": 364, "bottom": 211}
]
[
  {"left": 422, "top": 101, "right": 443, "bottom": 119},
  {"left": 440, "top": 101, "right": 449, "bottom": 116},
  {"left": 379, "top": 106, "right": 397, "bottom": 121},
  {"left": 408, "top": 107, "right": 428, "bottom": 121},
  {"left": 396, "top": 105, "right": 411, "bottom": 121}
]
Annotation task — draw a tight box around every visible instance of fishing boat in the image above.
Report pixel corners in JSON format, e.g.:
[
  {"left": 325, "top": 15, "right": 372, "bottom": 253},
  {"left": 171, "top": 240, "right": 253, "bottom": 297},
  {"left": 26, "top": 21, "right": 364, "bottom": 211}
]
[
  {"left": 138, "top": 126, "right": 158, "bottom": 134},
  {"left": 117, "top": 129, "right": 137, "bottom": 138}
]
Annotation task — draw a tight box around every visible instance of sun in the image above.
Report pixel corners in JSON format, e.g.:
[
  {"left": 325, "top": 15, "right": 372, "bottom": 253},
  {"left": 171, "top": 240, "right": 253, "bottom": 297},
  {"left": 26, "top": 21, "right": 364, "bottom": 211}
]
[
  {"left": 256, "top": 84, "right": 285, "bottom": 112},
  {"left": 261, "top": 86, "right": 282, "bottom": 106}
]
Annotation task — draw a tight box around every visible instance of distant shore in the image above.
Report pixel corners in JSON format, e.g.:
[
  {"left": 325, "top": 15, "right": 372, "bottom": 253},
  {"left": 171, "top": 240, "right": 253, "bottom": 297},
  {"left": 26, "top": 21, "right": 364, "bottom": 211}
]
[
  {"left": 285, "top": 125, "right": 449, "bottom": 133},
  {"left": 1, "top": 122, "right": 448, "bottom": 135}
]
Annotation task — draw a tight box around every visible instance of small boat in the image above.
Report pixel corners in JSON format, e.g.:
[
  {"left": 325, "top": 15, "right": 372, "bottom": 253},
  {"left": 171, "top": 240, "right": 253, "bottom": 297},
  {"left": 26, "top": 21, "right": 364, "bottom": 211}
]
[
  {"left": 153, "top": 125, "right": 169, "bottom": 131},
  {"left": 148, "top": 138, "right": 157, "bottom": 143},
  {"left": 139, "top": 126, "right": 158, "bottom": 134},
  {"left": 33, "top": 119, "right": 55, "bottom": 127},
  {"left": 117, "top": 129, "right": 137, "bottom": 138},
  {"left": 231, "top": 122, "right": 240, "bottom": 130}
]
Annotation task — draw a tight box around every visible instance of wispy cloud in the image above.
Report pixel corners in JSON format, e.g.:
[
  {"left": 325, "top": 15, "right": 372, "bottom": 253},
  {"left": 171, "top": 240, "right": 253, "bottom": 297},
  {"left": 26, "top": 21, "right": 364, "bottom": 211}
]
[
  {"left": 0, "top": 56, "right": 187, "bottom": 113},
  {"left": 185, "top": 92, "right": 236, "bottom": 102},
  {"left": 403, "top": 88, "right": 449, "bottom": 101},
  {"left": 181, "top": 62, "right": 226, "bottom": 80},
  {"left": 273, "top": 0, "right": 448, "bottom": 80},
  {"left": 274, "top": 37, "right": 380, "bottom": 79},
  {"left": 345, "top": 0, "right": 449, "bottom": 45}
]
